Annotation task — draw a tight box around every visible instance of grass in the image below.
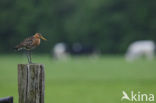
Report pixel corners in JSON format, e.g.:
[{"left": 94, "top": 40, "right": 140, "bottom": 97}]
[{"left": 0, "top": 55, "right": 156, "bottom": 103}]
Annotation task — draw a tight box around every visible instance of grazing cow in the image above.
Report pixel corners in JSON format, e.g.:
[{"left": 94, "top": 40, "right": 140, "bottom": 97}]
[
  {"left": 67, "top": 43, "right": 100, "bottom": 59},
  {"left": 70, "top": 43, "right": 98, "bottom": 55},
  {"left": 125, "top": 40, "right": 155, "bottom": 61},
  {"left": 52, "top": 43, "right": 68, "bottom": 60}
]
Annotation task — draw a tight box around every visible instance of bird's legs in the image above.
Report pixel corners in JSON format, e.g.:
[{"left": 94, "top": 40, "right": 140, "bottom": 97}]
[
  {"left": 26, "top": 50, "right": 32, "bottom": 64},
  {"left": 26, "top": 50, "right": 30, "bottom": 64},
  {"left": 29, "top": 50, "right": 32, "bottom": 64}
]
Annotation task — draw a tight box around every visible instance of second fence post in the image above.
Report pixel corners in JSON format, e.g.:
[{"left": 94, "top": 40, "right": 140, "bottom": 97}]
[{"left": 18, "top": 64, "right": 45, "bottom": 103}]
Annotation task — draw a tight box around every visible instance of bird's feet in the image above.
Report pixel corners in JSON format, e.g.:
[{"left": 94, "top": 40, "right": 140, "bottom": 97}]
[
  {"left": 28, "top": 62, "right": 38, "bottom": 65},
  {"left": 28, "top": 61, "right": 33, "bottom": 64}
]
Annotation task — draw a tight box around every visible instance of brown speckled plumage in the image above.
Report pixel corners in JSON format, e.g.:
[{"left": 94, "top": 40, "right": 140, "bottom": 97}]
[
  {"left": 15, "top": 33, "right": 46, "bottom": 51},
  {"left": 14, "top": 33, "right": 47, "bottom": 64}
]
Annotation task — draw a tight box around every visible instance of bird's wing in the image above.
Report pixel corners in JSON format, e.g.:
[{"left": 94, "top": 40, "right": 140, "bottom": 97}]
[
  {"left": 14, "top": 36, "right": 34, "bottom": 51},
  {"left": 21, "top": 37, "right": 34, "bottom": 47}
]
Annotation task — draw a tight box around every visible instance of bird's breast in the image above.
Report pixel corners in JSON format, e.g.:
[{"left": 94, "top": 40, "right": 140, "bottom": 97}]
[{"left": 33, "top": 38, "right": 40, "bottom": 46}]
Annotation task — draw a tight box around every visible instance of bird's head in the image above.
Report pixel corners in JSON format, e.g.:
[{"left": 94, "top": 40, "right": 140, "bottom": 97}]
[{"left": 34, "top": 33, "right": 47, "bottom": 41}]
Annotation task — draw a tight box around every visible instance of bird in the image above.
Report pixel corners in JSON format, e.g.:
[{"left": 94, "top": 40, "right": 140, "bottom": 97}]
[{"left": 14, "top": 33, "right": 47, "bottom": 64}]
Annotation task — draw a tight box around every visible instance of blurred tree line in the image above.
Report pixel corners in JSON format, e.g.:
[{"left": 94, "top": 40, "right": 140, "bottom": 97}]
[{"left": 0, "top": 0, "right": 156, "bottom": 54}]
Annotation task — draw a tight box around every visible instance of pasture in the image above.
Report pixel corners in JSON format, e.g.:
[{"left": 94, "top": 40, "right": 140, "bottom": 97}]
[{"left": 0, "top": 55, "right": 156, "bottom": 103}]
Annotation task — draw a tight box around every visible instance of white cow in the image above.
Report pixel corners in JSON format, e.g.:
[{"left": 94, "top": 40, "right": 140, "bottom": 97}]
[
  {"left": 53, "top": 43, "right": 68, "bottom": 60},
  {"left": 125, "top": 40, "right": 155, "bottom": 61}
]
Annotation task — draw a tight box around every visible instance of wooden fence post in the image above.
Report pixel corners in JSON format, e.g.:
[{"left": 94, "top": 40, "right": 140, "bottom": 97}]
[{"left": 18, "top": 64, "right": 45, "bottom": 103}]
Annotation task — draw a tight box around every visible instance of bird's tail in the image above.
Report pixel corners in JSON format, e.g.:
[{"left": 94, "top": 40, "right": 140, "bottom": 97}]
[{"left": 13, "top": 44, "right": 23, "bottom": 51}]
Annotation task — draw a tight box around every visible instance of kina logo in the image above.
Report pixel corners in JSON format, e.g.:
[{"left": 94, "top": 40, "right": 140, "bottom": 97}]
[{"left": 121, "top": 91, "right": 154, "bottom": 102}]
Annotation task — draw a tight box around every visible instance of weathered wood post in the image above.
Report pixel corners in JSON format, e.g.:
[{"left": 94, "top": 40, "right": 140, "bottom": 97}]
[{"left": 18, "top": 64, "right": 45, "bottom": 103}]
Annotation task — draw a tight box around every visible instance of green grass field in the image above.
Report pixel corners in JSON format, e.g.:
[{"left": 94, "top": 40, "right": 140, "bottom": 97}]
[{"left": 0, "top": 55, "right": 156, "bottom": 103}]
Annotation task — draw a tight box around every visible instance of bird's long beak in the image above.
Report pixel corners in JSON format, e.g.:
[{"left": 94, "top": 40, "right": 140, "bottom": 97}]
[{"left": 40, "top": 35, "right": 47, "bottom": 41}]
